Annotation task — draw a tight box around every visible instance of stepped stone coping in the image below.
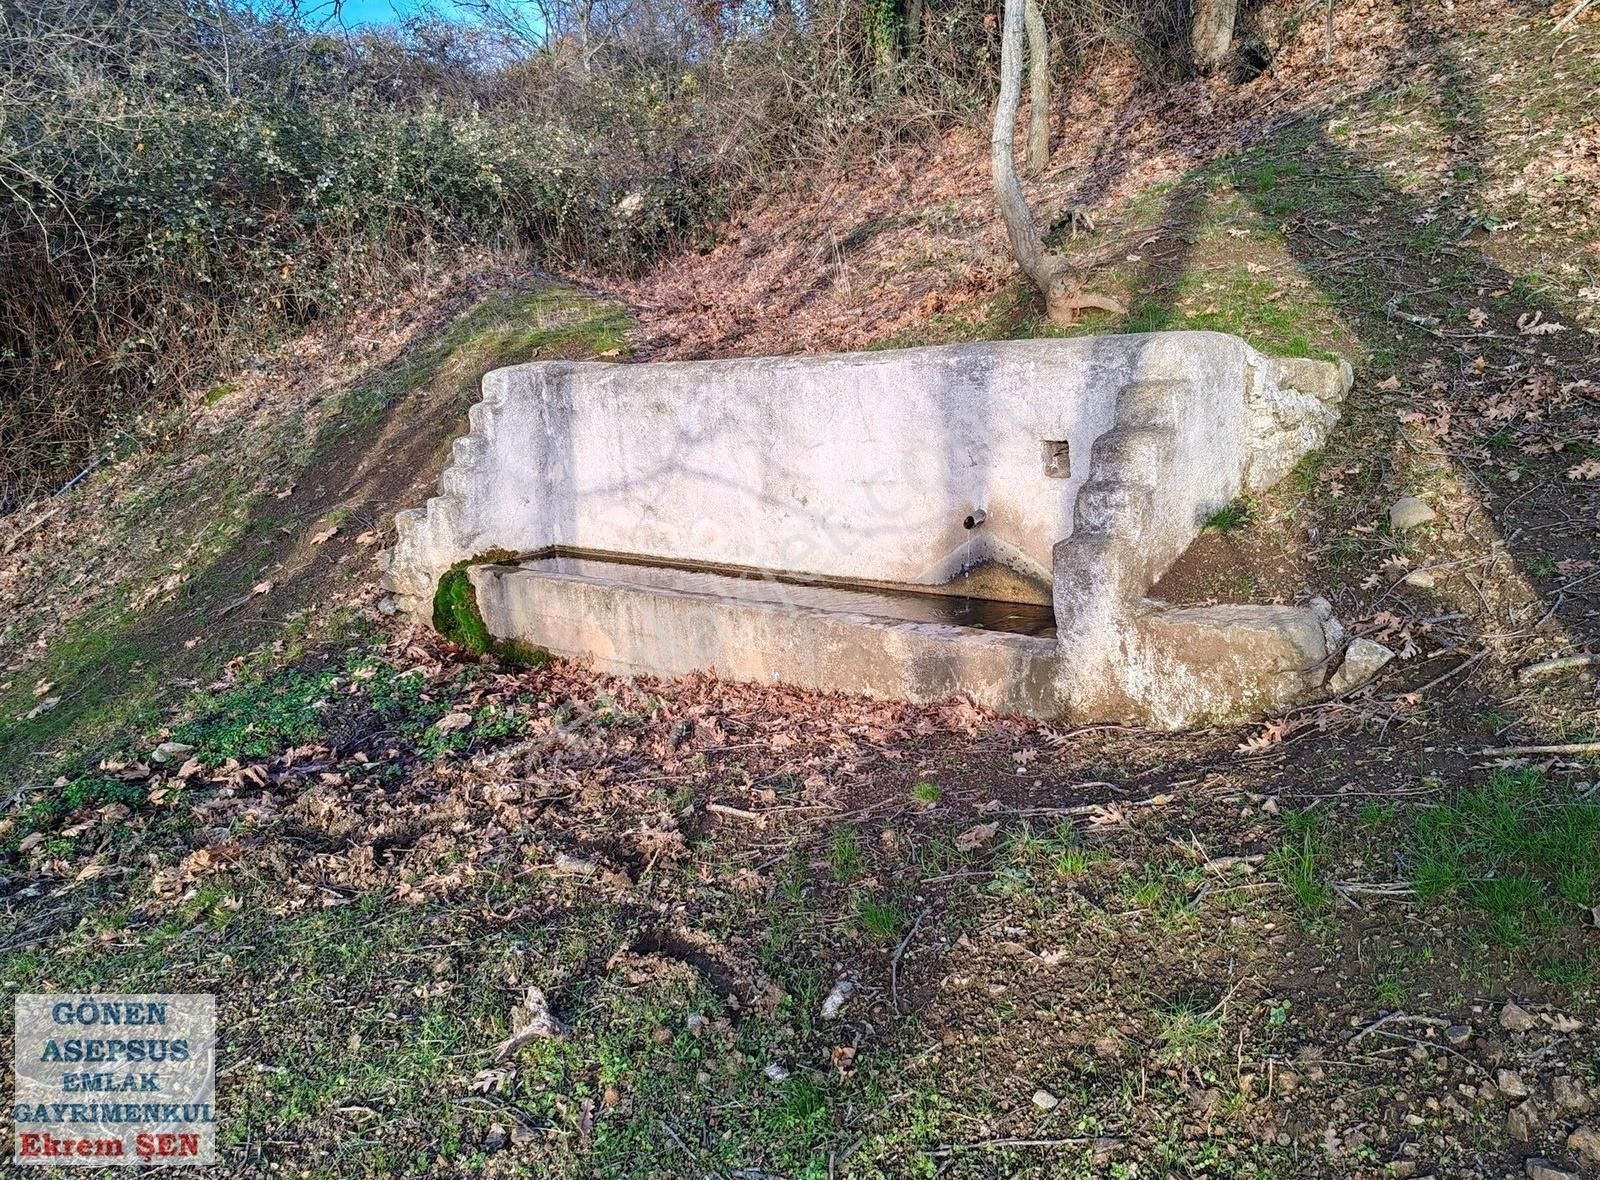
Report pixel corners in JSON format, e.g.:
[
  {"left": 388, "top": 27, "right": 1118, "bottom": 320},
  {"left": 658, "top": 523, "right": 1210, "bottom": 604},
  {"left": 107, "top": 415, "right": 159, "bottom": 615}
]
[{"left": 383, "top": 331, "right": 1363, "bottom": 727}]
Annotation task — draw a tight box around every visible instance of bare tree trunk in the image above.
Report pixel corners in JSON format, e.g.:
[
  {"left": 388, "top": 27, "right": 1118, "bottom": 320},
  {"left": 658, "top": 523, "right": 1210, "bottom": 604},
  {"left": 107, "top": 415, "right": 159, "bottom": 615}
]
[
  {"left": 906, "top": 0, "right": 924, "bottom": 56},
  {"left": 1023, "top": 0, "right": 1049, "bottom": 175},
  {"left": 1192, "top": 0, "right": 1237, "bottom": 72},
  {"left": 991, "top": 0, "right": 1122, "bottom": 324}
]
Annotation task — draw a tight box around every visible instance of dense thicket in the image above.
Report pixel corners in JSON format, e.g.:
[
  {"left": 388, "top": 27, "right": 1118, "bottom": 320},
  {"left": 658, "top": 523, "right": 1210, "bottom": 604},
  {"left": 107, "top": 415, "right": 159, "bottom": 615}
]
[{"left": 0, "top": 0, "right": 1190, "bottom": 509}]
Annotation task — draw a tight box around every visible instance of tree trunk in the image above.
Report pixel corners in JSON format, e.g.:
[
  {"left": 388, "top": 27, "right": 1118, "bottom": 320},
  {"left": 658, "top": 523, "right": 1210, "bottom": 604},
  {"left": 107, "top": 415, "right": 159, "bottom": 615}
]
[
  {"left": 991, "top": 0, "right": 1123, "bottom": 325},
  {"left": 1192, "top": 0, "right": 1237, "bottom": 72},
  {"left": 992, "top": 0, "right": 1052, "bottom": 295},
  {"left": 1023, "top": 0, "right": 1050, "bottom": 175}
]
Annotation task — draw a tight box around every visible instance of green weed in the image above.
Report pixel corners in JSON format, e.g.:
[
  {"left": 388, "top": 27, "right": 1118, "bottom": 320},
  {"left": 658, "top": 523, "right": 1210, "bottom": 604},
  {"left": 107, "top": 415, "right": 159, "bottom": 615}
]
[{"left": 854, "top": 894, "right": 905, "bottom": 941}]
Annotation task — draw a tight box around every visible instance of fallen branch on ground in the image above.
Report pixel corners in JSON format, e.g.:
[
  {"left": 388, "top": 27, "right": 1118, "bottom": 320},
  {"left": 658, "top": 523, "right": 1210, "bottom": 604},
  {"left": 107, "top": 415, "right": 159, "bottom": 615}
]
[
  {"left": 1516, "top": 653, "right": 1600, "bottom": 682},
  {"left": 1479, "top": 741, "right": 1600, "bottom": 757}
]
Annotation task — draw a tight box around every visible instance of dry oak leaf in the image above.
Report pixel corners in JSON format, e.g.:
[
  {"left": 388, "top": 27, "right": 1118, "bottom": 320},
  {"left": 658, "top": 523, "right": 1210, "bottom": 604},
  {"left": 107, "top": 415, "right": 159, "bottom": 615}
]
[
  {"left": 1517, "top": 311, "right": 1566, "bottom": 335},
  {"left": 955, "top": 822, "right": 1000, "bottom": 852},
  {"left": 1566, "top": 458, "right": 1600, "bottom": 480}
]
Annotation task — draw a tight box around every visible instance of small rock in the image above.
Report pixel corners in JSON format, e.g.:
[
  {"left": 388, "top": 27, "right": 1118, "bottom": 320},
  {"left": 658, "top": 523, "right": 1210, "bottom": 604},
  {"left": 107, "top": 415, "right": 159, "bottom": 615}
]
[
  {"left": 1507, "top": 1099, "right": 1541, "bottom": 1142},
  {"left": 1391, "top": 1161, "right": 1419, "bottom": 1179},
  {"left": 1277, "top": 1070, "right": 1301, "bottom": 1095},
  {"left": 685, "top": 1013, "right": 710, "bottom": 1036},
  {"left": 1032, "top": 1088, "right": 1059, "bottom": 1111},
  {"left": 1496, "top": 1069, "right": 1529, "bottom": 1099},
  {"left": 377, "top": 595, "right": 399, "bottom": 616},
  {"left": 820, "top": 979, "right": 855, "bottom": 1020},
  {"left": 1092, "top": 1137, "right": 1121, "bottom": 1164},
  {"left": 1553, "top": 1076, "right": 1591, "bottom": 1114},
  {"left": 1402, "top": 569, "right": 1436, "bottom": 590},
  {"left": 1444, "top": 1024, "right": 1472, "bottom": 1046},
  {"left": 1569, "top": 1125, "right": 1600, "bottom": 1168},
  {"left": 1327, "top": 638, "right": 1395, "bottom": 694},
  {"left": 1389, "top": 496, "right": 1438, "bottom": 531},
  {"left": 1500, "top": 1001, "right": 1537, "bottom": 1033},
  {"left": 150, "top": 741, "right": 195, "bottom": 764},
  {"left": 762, "top": 1062, "right": 790, "bottom": 1084},
  {"left": 1526, "top": 1160, "right": 1579, "bottom": 1180}
]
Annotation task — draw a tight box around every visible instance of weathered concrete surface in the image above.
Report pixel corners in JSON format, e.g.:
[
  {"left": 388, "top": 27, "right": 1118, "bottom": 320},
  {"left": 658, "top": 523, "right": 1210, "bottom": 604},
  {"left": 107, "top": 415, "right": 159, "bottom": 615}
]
[
  {"left": 385, "top": 331, "right": 1361, "bottom": 727},
  {"left": 470, "top": 560, "right": 1064, "bottom": 717}
]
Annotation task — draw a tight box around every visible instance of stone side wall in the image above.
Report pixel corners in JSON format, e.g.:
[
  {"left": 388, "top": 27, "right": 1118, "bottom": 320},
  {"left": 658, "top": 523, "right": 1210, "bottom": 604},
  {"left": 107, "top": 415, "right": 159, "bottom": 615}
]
[
  {"left": 383, "top": 332, "right": 1348, "bottom": 620},
  {"left": 1051, "top": 354, "right": 1352, "bottom": 726}
]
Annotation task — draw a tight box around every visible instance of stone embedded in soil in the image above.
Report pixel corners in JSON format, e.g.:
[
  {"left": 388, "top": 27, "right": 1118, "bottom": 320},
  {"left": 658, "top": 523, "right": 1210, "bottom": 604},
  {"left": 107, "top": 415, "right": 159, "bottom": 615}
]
[
  {"left": 1526, "top": 1160, "right": 1580, "bottom": 1180},
  {"left": 1507, "top": 1099, "right": 1541, "bottom": 1142},
  {"left": 1389, "top": 495, "right": 1438, "bottom": 531},
  {"left": 1032, "top": 1088, "right": 1059, "bottom": 1111},
  {"left": 1327, "top": 637, "right": 1395, "bottom": 694},
  {"left": 1501, "top": 1001, "right": 1537, "bottom": 1033},
  {"left": 1569, "top": 1125, "right": 1600, "bottom": 1168},
  {"left": 1402, "top": 569, "right": 1436, "bottom": 589},
  {"left": 1444, "top": 1024, "right": 1472, "bottom": 1046},
  {"left": 150, "top": 741, "right": 195, "bottom": 764},
  {"left": 1496, "top": 1069, "right": 1530, "bottom": 1099},
  {"left": 819, "top": 979, "right": 854, "bottom": 1020},
  {"left": 1553, "top": 1076, "right": 1592, "bottom": 1113}
]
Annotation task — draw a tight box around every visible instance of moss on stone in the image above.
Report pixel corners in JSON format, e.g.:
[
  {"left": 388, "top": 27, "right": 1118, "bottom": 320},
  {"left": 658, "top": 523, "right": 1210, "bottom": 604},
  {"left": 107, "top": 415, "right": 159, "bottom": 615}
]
[
  {"left": 431, "top": 557, "right": 551, "bottom": 668},
  {"left": 432, "top": 565, "right": 493, "bottom": 656}
]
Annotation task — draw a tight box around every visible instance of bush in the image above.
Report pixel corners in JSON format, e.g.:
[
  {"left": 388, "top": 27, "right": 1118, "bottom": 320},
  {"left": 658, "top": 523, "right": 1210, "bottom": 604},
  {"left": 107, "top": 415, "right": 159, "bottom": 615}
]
[
  {"left": 0, "top": 0, "right": 1198, "bottom": 508},
  {"left": 0, "top": 1, "right": 714, "bottom": 508}
]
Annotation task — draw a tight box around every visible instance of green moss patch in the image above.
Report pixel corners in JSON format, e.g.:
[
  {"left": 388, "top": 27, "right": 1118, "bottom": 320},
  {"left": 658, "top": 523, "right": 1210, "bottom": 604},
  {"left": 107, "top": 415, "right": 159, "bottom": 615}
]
[
  {"left": 431, "top": 558, "right": 550, "bottom": 668},
  {"left": 433, "top": 564, "right": 494, "bottom": 656}
]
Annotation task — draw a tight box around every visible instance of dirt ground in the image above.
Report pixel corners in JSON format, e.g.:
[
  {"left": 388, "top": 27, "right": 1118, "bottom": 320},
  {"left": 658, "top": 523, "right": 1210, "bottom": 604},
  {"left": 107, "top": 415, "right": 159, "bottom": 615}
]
[{"left": 2, "top": 1, "right": 1600, "bottom": 1177}]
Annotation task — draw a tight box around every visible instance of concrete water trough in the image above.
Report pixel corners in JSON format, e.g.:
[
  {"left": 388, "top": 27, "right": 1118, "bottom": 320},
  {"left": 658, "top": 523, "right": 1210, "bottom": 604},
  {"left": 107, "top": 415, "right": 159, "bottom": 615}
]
[{"left": 383, "top": 331, "right": 1373, "bottom": 728}]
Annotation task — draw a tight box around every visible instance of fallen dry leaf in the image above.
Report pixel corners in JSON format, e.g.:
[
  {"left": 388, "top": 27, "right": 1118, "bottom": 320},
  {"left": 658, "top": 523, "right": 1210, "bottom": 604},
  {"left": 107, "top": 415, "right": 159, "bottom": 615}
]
[{"left": 955, "top": 822, "right": 999, "bottom": 852}]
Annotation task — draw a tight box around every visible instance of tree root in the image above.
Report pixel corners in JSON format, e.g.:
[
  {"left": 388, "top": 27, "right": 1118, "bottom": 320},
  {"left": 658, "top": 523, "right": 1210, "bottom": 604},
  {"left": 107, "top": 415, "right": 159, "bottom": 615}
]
[{"left": 1045, "top": 278, "right": 1128, "bottom": 324}]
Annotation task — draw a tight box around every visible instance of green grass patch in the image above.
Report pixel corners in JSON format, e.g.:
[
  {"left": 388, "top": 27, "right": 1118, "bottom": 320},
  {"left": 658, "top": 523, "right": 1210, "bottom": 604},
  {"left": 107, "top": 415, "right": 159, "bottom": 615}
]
[
  {"left": 1268, "top": 812, "right": 1334, "bottom": 915},
  {"left": 1410, "top": 769, "right": 1600, "bottom": 945},
  {"left": 1203, "top": 498, "right": 1254, "bottom": 535},
  {"left": 854, "top": 894, "right": 905, "bottom": 941},
  {"left": 827, "top": 827, "right": 866, "bottom": 882}
]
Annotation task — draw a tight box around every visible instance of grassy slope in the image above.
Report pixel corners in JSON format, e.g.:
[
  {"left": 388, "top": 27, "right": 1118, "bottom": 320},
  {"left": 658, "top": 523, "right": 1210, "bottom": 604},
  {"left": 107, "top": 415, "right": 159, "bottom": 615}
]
[{"left": 4, "top": 5, "right": 1600, "bottom": 1179}]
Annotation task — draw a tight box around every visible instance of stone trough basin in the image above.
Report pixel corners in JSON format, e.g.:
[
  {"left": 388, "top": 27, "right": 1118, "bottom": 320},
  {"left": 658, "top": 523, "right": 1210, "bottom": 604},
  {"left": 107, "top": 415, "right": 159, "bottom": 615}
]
[{"left": 383, "top": 331, "right": 1365, "bottom": 728}]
